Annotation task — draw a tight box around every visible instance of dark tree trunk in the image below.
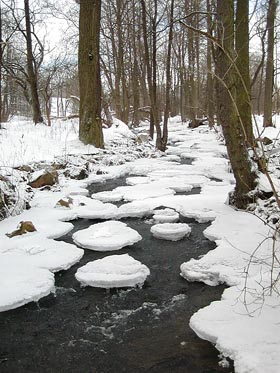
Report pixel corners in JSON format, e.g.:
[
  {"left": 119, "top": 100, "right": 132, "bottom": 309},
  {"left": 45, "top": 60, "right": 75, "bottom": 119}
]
[
  {"left": 206, "top": 0, "right": 214, "bottom": 127},
  {"left": 162, "top": 0, "right": 174, "bottom": 151},
  {"left": 0, "top": 2, "right": 2, "bottom": 126},
  {"left": 216, "top": 0, "right": 257, "bottom": 209},
  {"left": 78, "top": 0, "right": 104, "bottom": 148},
  {"left": 263, "top": 0, "right": 277, "bottom": 127},
  {"left": 235, "top": 0, "right": 254, "bottom": 146},
  {"left": 140, "top": 0, "right": 161, "bottom": 142},
  {"left": 24, "top": 0, "right": 43, "bottom": 124}
]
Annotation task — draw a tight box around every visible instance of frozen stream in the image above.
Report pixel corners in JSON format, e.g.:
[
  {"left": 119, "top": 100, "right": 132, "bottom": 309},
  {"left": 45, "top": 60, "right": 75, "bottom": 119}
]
[{"left": 0, "top": 173, "right": 233, "bottom": 373}]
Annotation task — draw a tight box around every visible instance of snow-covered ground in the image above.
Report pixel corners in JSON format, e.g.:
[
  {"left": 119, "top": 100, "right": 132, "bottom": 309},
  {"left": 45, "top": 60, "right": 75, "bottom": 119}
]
[{"left": 0, "top": 115, "right": 280, "bottom": 372}]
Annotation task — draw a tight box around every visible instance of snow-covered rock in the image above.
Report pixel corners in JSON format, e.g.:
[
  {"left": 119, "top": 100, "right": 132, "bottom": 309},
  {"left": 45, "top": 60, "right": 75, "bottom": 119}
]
[
  {"left": 152, "top": 208, "right": 179, "bottom": 223},
  {"left": 72, "top": 221, "right": 142, "bottom": 251},
  {"left": 75, "top": 254, "right": 150, "bottom": 288},
  {"left": 151, "top": 223, "right": 191, "bottom": 241}
]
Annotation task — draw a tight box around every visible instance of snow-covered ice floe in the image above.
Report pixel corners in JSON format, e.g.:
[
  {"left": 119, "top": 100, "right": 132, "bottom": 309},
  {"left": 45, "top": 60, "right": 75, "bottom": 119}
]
[
  {"left": 72, "top": 195, "right": 118, "bottom": 219},
  {"left": 117, "top": 201, "right": 152, "bottom": 219},
  {"left": 152, "top": 208, "right": 179, "bottom": 223},
  {"left": 0, "top": 233, "right": 83, "bottom": 312},
  {"left": 72, "top": 221, "right": 142, "bottom": 251},
  {"left": 91, "top": 190, "right": 123, "bottom": 202},
  {"left": 75, "top": 254, "right": 150, "bottom": 288},
  {"left": 151, "top": 223, "right": 191, "bottom": 241},
  {"left": 1, "top": 234, "right": 84, "bottom": 272},
  {"left": 0, "top": 255, "right": 55, "bottom": 312}
]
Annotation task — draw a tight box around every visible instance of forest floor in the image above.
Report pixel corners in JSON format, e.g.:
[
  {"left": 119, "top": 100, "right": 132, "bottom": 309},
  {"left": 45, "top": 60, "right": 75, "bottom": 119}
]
[{"left": 0, "top": 115, "right": 280, "bottom": 373}]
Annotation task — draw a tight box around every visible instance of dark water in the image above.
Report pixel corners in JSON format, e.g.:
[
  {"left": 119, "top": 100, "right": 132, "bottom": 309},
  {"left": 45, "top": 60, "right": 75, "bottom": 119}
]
[{"left": 0, "top": 169, "right": 233, "bottom": 373}]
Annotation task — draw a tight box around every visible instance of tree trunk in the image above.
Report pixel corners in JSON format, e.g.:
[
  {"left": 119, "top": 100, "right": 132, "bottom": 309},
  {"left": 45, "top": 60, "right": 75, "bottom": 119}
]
[
  {"left": 263, "top": 0, "right": 277, "bottom": 127},
  {"left": 162, "top": 0, "right": 174, "bottom": 151},
  {"left": 235, "top": 0, "right": 254, "bottom": 146},
  {"left": 216, "top": 0, "right": 257, "bottom": 209},
  {"left": 206, "top": 0, "right": 214, "bottom": 127},
  {"left": 140, "top": 0, "right": 160, "bottom": 142},
  {"left": 0, "top": 2, "right": 2, "bottom": 126},
  {"left": 78, "top": 0, "right": 104, "bottom": 148},
  {"left": 24, "top": 0, "right": 43, "bottom": 124}
]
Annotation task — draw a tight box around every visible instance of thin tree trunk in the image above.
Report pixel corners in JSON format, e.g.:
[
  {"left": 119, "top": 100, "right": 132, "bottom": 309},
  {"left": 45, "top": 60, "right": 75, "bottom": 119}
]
[
  {"left": 162, "top": 0, "right": 174, "bottom": 151},
  {"left": 263, "top": 0, "right": 277, "bottom": 127},
  {"left": 206, "top": 0, "right": 214, "bottom": 127},
  {"left": 24, "top": 0, "right": 43, "bottom": 124}
]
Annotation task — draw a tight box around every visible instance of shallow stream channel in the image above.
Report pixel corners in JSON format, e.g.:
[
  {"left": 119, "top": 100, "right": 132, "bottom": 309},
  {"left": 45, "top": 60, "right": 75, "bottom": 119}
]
[{"left": 0, "top": 162, "right": 233, "bottom": 372}]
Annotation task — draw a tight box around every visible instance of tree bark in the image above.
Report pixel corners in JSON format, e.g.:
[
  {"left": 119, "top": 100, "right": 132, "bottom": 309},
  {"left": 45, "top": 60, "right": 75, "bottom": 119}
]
[
  {"left": 263, "top": 0, "right": 277, "bottom": 127},
  {"left": 162, "top": 0, "right": 174, "bottom": 151},
  {"left": 216, "top": 0, "right": 257, "bottom": 209},
  {"left": 235, "top": 0, "right": 254, "bottom": 146},
  {"left": 78, "top": 0, "right": 104, "bottom": 148},
  {"left": 24, "top": 0, "right": 43, "bottom": 124}
]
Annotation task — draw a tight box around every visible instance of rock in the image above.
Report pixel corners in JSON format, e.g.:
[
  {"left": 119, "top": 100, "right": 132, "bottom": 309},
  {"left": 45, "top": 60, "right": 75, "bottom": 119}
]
[
  {"left": 15, "top": 165, "right": 33, "bottom": 173},
  {"left": 256, "top": 136, "right": 273, "bottom": 145},
  {"left": 263, "top": 137, "right": 273, "bottom": 145},
  {"left": 6, "top": 221, "right": 37, "bottom": 238},
  {"left": 55, "top": 197, "right": 74, "bottom": 208},
  {"left": 135, "top": 133, "right": 150, "bottom": 143},
  {"left": 28, "top": 170, "right": 58, "bottom": 188}
]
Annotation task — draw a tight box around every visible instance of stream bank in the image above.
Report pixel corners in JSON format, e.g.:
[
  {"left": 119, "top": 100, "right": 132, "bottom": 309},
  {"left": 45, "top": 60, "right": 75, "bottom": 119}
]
[{"left": 0, "top": 173, "right": 233, "bottom": 373}]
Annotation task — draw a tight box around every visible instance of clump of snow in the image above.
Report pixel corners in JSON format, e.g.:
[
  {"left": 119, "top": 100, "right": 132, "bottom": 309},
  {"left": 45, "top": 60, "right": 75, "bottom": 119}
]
[
  {"left": 152, "top": 208, "right": 179, "bottom": 223},
  {"left": 72, "top": 221, "right": 142, "bottom": 251},
  {"left": 75, "top": 254, "right": 150, "bottom": 288},
  {"left": 151, "top": 222, "right": 191, "bottom": 241}
]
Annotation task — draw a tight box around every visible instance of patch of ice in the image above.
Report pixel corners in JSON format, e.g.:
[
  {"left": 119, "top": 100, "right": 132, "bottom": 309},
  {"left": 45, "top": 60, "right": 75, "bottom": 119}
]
[
  {"left": 72, "top": 221, "right": 142, "bottom": 251},
  {"left": 151, "top": 223, "right": 191, "bottom": 241},
  {"left": 75, "top": 254, "right": 150, "bottom": 288}
]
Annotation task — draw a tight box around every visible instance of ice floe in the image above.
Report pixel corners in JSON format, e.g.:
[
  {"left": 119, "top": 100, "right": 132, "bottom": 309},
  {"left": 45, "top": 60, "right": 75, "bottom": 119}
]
[
  {"left": 72, "top": 221, "right": 142, "bottom": 251},
  {"left": 152, "top": 208, "right": 179, "bottom": 223},
  {"left": 0, "top": 255, "right": 55, "bottom": 312},
  {"left": 72, "top": 196, "right": 118, "bottom": 219},
  {"left": 75, "top": 254, "right": 150, "bottom": 288},
  {"left": 151, "top": 222, "right": 191, "bottom": 241}
]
